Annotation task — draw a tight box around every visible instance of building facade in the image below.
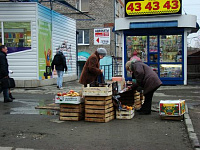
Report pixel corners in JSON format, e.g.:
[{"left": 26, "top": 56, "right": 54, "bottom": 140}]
[
  {"left": 0, "top": 2, "right": 77, "bottom": 87},
  {"left": 44, "top": 0, "right": 116, "bottom": 56},
  {"left": 42, "top": 0, "right": 125, "bottom": 78}
]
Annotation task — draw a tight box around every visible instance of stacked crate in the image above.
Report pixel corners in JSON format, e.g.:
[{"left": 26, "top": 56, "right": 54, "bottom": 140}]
[
  {"left": 133, "top": 91, "right": 144, "bottom": 110},
  {"left": 85, "top": 96, "right": 114, "bottom": 122},
  {"left": 83, "top": 84, "right": 114, "bottom": 123},
  {"left": 59, "top": 103, "right": 84, "bottom": 121}
]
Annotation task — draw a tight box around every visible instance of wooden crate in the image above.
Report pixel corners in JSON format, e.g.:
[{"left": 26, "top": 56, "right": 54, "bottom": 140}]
[
  {"left": 85, "top": 96, "right": 115, "bottom": 123},
  {"left": 119, "top": 90, "right": 142, "bottom": 106},
  {"left": 85, "top": 96, "right": 112, "bottom": 105},
  {"left": 85, "top": 112, "right": 115, "bottom": 123},
  {"left": 82, "top": 84, "right": 112, "bottom": 96},
  {"left": 133, "top": 99, "right": 142, "bottom": 110},
  {"left": 116, "top": 109, "right": 135, "bottom": 119},
  {"left": 59, "top": 104, "right": 84, "bottom": 121}
]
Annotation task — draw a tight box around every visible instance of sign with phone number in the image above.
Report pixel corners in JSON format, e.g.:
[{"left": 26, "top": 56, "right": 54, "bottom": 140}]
[{"left": 125, "top": 0, "right": 182, "bottom": 17}]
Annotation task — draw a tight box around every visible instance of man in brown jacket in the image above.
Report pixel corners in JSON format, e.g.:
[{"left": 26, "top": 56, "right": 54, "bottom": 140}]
[
  {"left": 79, "top": 48, "right": 107, "bottom": 87},
  {"left": 126, "top": 59, "right": 162, "bottom": 115}
]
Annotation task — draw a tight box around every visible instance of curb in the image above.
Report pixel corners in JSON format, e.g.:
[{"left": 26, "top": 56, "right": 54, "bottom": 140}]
[{"left": 184, "top": 104, "right": 200, "bottom": 149}]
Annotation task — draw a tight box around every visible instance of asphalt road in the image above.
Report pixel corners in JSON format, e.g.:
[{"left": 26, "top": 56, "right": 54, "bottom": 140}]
[{"left": 0, "top": 80, "right": 199, "bottom": 150}]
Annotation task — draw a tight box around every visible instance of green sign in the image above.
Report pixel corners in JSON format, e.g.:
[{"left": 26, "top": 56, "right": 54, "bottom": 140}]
[{"left": 38, "top": 20, "right": 52, "bottom": 80}]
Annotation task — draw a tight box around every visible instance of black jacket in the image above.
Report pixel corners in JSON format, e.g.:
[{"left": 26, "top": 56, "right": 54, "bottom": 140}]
[
  {"left": 51, "top": 52, "right": 68, "bottom": 71},
  {"left": 0, "top": 51, "right": 9, "bottom": 79}
]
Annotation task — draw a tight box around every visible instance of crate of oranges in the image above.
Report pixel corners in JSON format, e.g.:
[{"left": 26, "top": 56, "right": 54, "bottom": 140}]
[{"left": 116, "top": 105, "right": 135, "bottom": 119}]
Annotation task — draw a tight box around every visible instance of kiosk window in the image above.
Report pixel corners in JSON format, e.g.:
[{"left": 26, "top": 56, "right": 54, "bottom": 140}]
[
  {"left": 126, "top": 36, "right": 147, "bottom": 62},
  {"left": 4, "top": 22, "right": 31, "bottom": 48},
  {"left": 160, "top": 35, "right": 182, "bottom": 62},
  {"left": 149, "top": 35, "right": 158, "bottom": 52},
  {"left": 150, "top": 64, "right": 158, "bottom": 75},
  {"left": 150, "top": 54, "right": 158, "bottom": 62},
  {"left": 160, "top": 64, "right": 182, "bottom": 78}
]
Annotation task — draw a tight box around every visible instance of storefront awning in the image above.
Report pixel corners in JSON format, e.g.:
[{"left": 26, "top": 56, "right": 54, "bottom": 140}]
[
  {"left": 191, "top": 22, "right": 200, "bottom": 33},
  {"left": 130, "top": 21, "right": 178, "bottom": 29},
  {"left": 78, "top": 51, "right": 90, "bottom": 61}
]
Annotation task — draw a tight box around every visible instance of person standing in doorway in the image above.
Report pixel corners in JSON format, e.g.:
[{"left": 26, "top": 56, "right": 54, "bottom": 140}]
[
  {"left": 130, "top": 51, "right": 141, "bottom": 61},
  {"left": 0, "top": 45, "right": 13, "bottom": 103},
  {"left": 51, "top": 51, "right": 68, "bottom": 90},
  {"left": 130, "top": 51, "right": 141, "bottom": 83},
  {"left": 79, "top": 48, "right": 107, "bottom": 87}
]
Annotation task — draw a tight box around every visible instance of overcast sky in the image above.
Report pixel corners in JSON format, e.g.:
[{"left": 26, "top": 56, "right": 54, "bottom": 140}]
[{"left": 183, "top": 0, "right": 200, "bottom": 48}]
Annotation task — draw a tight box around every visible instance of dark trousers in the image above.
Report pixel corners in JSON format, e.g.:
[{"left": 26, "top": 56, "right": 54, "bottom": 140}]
[
  {"left": 0, "top": 87, "right": 9, "bottom": 100},
  {"left": 141, "top": 91, "right": 154, "bottom": 113}
]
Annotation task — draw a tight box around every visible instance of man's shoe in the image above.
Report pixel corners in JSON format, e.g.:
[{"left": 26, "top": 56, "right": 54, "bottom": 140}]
[
  {"left": 4, "top": 98, "right": 13, "bottom": 103},
  {"left": 9, "top": 93, "right": 15, "bottom": 100},
  {"left": 59, "top": 87, "right": 63, "bottom": 90}
]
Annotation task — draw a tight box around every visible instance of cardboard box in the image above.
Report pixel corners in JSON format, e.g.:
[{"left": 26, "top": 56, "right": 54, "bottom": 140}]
[
  {"left": 159, "top": 100, "right": 185, "bottom": 116},
  {"left": 55, "top": 96, "right": 63, "bottom": 103},
  {"left": 55, "top": 96, "right": 83, "bottom": 104},
  {"left": 112, "top": 77, "right": 123, "bottom": 81}
]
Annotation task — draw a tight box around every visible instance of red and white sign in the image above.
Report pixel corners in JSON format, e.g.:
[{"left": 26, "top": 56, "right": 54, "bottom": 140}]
[{"left": 94, "top": 28, "right": 110, "bottom": 45}]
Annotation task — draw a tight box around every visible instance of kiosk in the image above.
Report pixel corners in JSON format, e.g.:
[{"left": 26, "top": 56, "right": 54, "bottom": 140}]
[
  {"left": 115, "top": 0, "right": 198, "bottom": 85},
  {"left": 0, "top": 2, "right": 77, "bottom": 87}
]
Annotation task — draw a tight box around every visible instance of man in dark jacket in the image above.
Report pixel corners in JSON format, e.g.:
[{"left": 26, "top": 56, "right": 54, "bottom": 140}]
[
  {"left": 126, "top": 59, "right": 162, "bottom": 115},
  {"left": 51, "top": 51, "right": 68, "bottom": 90},
  {"left": 0, "top": 45, "right": 13, "bottom": 103}
]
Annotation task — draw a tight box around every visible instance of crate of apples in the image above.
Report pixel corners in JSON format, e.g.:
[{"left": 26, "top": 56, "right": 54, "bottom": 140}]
[{"left": 55, "top": 90, "right": 82, "bottom": 104}]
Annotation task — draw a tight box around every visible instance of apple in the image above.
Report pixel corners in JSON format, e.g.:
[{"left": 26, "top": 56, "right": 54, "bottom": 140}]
[
  {"left": 57, "top": 92, "right": 62, "bottom": 96},
  {"left": 69, "top": 90, "right": 74, "bottom": 93},
  {"left": 62, "top": 92, "right": 67, "bottom": 96}
]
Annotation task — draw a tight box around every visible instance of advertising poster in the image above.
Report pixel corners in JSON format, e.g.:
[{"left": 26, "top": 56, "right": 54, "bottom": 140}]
[
  {"left": 38, "top": 20, "right": 52, "bottom": 80},
  {"left": 125, "top": 0, "right": 182, "bottom": 17},
  {"left": 94, "top": 28, "right": 110, "bottom": 45}
]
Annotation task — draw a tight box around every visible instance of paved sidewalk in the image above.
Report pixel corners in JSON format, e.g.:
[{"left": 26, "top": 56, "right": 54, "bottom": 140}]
[{"left": 0, "top": 80, "right": 199, "bottom": 150}]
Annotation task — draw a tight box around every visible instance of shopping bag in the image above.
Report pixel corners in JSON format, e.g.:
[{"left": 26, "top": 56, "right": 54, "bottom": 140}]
[{"left": 0, "top": 78, "right": 15, "bottom": 89}]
